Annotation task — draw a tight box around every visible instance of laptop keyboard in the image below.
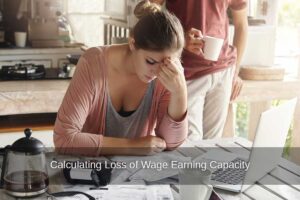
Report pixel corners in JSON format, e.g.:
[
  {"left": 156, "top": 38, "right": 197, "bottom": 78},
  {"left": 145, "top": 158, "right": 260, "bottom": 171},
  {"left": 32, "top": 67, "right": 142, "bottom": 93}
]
[{"left": 211, "top": 158, "right": 248, "bottom": 185}]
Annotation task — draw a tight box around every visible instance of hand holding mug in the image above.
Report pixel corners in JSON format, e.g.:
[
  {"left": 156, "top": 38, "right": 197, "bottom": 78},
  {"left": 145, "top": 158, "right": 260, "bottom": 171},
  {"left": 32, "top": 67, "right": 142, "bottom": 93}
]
[
  {"left": 185, "top": 28, "right": 205, "bottom": 56},
  {"left": 185, "top": 28, "right": 224, "bottom": 61}
]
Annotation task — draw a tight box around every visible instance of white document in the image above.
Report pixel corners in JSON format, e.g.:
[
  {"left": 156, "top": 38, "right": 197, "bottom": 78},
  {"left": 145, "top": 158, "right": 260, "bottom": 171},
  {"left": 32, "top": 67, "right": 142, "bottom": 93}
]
[
  {"left": 56, "top": 185, "right": 174, "bottom": 200},
  {"left": 110, "top": 151, "right": 191, "bottom": 182}
]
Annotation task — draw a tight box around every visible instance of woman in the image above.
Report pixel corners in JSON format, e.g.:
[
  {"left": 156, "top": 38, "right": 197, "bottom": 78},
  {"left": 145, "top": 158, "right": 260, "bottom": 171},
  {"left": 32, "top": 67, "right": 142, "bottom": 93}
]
[{"left": 54, "top": 1, "right": 188, "bottom": 156}]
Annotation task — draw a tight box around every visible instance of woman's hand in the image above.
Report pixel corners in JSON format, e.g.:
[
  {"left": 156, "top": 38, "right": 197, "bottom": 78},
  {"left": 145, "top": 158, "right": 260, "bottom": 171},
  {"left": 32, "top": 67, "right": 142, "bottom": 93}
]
[
  {"left": 101, "top": 135, "right": 166, "bottom": 156},
  {"left": 157, "top": 57, "right": 186, "bottom": 95},
  {"left": 185, "top": 28, "right": 205, "bottom": 56},
  {"left": 130, "top": 135, "right": 167, "bottom": 155},
  {"left": 157, "top": 57, "right": 187, "bottom": 122}
]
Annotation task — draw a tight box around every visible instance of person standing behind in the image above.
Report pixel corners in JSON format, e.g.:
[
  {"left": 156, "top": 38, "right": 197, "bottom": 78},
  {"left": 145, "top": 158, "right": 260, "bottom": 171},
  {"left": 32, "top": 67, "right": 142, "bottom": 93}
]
[{"left": 151, "top": 0, "right": 248, "bottom": 140}]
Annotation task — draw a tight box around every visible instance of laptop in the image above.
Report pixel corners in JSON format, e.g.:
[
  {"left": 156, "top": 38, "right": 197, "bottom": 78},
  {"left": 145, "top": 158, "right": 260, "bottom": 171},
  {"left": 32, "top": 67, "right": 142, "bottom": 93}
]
[{"left": 197, "top": 98, "right": 297, "bottom": 193}]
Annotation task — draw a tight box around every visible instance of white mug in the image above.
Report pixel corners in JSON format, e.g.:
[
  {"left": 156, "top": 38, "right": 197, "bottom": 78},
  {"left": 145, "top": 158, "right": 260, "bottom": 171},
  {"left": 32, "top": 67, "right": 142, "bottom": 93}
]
[
  {"left": 179, "top": 169, "right": 213, "bottom": 200},
  {"left": 203, "top": 36, "right": 224, "bottom": 61},
  {"left": 14, "top": 32, "right": 27, "bottom": 47}
]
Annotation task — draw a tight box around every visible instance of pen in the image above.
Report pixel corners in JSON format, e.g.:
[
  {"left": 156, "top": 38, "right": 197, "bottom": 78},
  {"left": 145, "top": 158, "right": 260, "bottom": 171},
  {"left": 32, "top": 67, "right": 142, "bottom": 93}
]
[{"left": 89, "top": 187, "right": 108, "bottom": 190}]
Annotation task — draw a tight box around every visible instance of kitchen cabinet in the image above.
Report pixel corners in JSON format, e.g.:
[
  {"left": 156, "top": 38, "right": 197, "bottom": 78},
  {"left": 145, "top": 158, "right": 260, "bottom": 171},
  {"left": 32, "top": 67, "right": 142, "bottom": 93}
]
[{"left": 0, "top": 47, "right": 82, "bottom": 68}]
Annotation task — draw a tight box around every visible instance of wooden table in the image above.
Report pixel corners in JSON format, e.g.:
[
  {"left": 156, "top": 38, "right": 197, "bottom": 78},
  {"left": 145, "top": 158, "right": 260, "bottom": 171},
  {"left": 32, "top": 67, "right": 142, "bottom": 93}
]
[{"left": 0, "top": 136, "right": 299, "bottom": 200}]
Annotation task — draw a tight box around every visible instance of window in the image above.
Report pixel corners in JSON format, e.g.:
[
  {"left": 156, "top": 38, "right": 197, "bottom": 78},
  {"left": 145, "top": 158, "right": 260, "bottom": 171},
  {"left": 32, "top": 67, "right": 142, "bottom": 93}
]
[
  {"left": 275, "top": 0, "right": 300, "bottom": 78},
  {"left": 104, "top": 0, "right": 127, "bottom": 21},
  {"left": 66, "top": 0, "right": 104, "bottom": 46}
]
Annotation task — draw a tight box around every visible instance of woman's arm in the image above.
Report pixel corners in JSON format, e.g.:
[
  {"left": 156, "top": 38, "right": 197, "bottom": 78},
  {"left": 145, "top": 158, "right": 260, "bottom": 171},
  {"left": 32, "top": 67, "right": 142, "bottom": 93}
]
[
  {"left": 54, "top": 55, "right": 103, "bottom": 156},
  {"left": 158, "top": 58, "right": 187, "bottom": 121},
  {"left": 155, "top": 58, "right": 188, "bottom": 150},
  {"left": 100, "top": 135, "right": 166, "bottom": 155}
]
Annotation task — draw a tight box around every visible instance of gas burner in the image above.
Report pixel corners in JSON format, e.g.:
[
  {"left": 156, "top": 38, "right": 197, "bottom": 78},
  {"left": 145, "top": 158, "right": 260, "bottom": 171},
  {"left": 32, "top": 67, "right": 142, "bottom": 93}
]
[
  {"left": 0, "top": 64, "right": 46, "bottom": 80},
  {"left": 8, "top": 64, "right": 38, "bottom": 74}
]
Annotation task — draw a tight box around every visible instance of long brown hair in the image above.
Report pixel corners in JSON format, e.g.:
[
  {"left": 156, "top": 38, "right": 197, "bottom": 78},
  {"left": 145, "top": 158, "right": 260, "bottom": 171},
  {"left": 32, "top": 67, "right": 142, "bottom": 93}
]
[{"left": 132, "top": 0, "right": 184, "bottom": 54}]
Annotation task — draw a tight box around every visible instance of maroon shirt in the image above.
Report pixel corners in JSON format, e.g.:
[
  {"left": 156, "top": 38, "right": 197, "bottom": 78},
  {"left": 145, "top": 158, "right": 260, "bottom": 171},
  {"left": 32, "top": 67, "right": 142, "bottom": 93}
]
[{"left": 166, "top": 0, "right": 247, "bottom": 80}]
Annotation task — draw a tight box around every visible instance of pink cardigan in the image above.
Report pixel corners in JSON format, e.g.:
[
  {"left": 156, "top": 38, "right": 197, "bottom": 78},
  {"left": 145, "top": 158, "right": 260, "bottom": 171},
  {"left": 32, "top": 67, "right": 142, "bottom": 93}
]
[{"left": 54, "top": 47, "right": 188, "bottom": 156}]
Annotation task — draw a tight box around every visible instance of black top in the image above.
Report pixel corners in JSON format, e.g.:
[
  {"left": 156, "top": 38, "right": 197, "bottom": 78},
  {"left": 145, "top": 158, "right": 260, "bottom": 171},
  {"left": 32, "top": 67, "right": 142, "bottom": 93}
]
[{"left": 118, "top": 107, "right": 136, "bottom": 117}]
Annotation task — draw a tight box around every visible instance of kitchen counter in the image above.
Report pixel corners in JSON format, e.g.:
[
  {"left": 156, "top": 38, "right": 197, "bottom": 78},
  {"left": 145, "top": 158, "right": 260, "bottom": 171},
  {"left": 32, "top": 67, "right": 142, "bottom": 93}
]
[
  {"left": 2, "top": 78, "right": 300, "bottom": 115},
  {"left": 0, "top": 47, "right": 83, "bottom": 56},
  {"left": 0, "top": 80, "right": 70, "bottom": 115},
  {"left": 1, "top": 78, "right": 300, "bottom": 164}
]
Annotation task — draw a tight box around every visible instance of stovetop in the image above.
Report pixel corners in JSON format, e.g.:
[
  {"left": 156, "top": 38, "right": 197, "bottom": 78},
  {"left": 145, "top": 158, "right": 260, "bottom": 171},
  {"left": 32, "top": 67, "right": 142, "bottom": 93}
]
[{"left": 0, "top": 63, "right": 72, "bottom": 81}]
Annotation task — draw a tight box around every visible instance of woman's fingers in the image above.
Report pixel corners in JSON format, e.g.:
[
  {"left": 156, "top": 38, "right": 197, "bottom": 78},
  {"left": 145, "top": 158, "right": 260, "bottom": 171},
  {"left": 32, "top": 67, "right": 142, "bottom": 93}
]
[
  {"left": 157, "top": 57, "right": 186, "bottom": 94},
  {"left": 160, "top": 65, "right": 174, "bottom": 79},
  {"left": 157, "top": 71, "right": 168, "bottom": 85},
  {"left": 163, "top": 58, "right": 183, "bottom": 73},
  {"left": 149, "top": 138, "right": 166, "bottom": 155}
]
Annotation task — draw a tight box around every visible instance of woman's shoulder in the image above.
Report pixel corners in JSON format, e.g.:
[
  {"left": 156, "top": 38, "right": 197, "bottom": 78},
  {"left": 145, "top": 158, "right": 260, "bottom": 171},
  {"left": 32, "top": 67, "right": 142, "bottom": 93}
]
[
  {"left": 79, "top": 46, "right": 108, "bottom": 75},
  {"left": 81, "top": 46, "right": 108, "bottom": 63}
]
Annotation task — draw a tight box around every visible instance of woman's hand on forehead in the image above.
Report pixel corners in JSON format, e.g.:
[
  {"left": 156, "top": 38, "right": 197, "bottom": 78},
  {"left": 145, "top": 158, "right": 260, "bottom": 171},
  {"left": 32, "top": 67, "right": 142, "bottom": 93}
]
[{"left": 162, "top": 57, "right": 183, "bottom": 71}]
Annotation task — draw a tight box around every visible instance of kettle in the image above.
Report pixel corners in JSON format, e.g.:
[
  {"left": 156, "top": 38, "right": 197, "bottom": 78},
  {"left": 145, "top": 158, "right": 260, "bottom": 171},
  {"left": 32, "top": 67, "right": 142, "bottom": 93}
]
[{"left": 0, "top": 128, "right": 49, "bottom": 197}]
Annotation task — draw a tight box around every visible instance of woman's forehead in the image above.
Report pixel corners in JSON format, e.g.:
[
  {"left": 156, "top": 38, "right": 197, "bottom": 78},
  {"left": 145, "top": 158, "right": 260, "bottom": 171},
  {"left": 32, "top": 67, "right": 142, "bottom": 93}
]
[{"left": 140, "top": 49, "right": 180, "bottom": 59}]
